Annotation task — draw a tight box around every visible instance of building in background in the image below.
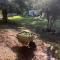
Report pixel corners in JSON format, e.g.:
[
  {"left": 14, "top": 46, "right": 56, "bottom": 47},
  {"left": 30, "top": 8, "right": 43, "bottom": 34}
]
[{"left": 28, "top": 9, "right": 39, "bottom": 16}]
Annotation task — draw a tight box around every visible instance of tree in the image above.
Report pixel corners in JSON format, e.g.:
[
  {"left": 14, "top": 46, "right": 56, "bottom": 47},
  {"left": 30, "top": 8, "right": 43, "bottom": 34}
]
[
  {"left": 2, "top": 8, "right": 7, "bottom": 23},
  {"left": 0, "top": 0, "right": 28, "bottom": 22},
  {"left": 0, "top": 0, "right": 8, "bottom": 22},
  {"left": 7, "top": 0, "right": 28, "bottom": 15},
  {"left": 44, "top": 0, "right": 60, "bottom": 31}
]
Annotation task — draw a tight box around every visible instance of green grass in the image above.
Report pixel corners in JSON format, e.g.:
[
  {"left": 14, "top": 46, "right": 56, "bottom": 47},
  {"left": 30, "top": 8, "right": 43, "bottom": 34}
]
[
  {"left": 8, "top": 16, "right": 48, "bottom": 29},
  {"left": 8, "top": 15, "right": 60, "bottom": 29},
  {"left": 8, "top": 16, "right": 24, "bottom": 21}
]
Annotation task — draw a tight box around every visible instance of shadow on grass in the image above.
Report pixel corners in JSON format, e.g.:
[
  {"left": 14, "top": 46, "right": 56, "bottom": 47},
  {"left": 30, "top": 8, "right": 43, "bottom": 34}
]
[
  {"left": 0, "top": 19, "right": 22, "bottom": 30},
  {"left": 38, "top": 31, "right": 60, "bottom": 43}
]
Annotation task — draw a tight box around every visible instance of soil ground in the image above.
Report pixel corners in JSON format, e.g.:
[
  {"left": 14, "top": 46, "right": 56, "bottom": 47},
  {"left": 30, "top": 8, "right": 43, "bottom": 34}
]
[{"left": 0, "top": 23, "right": 58, "bottom": 60}]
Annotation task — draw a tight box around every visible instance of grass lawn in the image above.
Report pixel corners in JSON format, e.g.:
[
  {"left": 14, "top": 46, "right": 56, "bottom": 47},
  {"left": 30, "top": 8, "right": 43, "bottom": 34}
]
[
  {"left": 8, "top": 15, "right": 60, "bottom": 28},
  {"left": 8, "top": 16, "right": 48, "bottom": 28}
]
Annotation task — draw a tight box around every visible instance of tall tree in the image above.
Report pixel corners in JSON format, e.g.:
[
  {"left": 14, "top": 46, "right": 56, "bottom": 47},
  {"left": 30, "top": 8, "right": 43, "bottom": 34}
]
[
  {"left": 0, "top": 0, "right": 8, "bottom": 22},
  {"left": 44, "top": 0, "right": 60, "bottom": 31},
  {"left": 2, "top": 8, "right": 7, "bottom": 23}
]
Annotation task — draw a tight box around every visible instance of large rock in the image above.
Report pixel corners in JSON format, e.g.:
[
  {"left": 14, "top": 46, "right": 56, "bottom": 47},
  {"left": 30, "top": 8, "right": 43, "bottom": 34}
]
[{"left": 17, "top": 30, "right": 34, "bottom": 46}]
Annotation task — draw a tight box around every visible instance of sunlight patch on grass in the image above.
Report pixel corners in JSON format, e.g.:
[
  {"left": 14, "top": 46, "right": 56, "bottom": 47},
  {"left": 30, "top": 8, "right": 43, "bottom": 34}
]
[{"left": 8, "top": 16, "right": 24, "bottom": 21}]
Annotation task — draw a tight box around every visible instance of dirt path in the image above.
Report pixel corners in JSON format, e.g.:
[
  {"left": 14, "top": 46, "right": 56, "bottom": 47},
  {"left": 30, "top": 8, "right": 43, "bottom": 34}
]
[{"left": 0, "top": 25, "right": 57, "bottom": 60}]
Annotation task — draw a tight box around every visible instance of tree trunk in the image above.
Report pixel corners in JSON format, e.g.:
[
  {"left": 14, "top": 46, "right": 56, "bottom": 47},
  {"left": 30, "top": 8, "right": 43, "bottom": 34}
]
[
  {"left": 47, "top": 17, "right": 55, "bottom": 32},
  {"left": 47, "top": 16, "right": 52, "bottom": 31},
  {"left": 2, "top": 8, "right": 7, "bottom": 23}
]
